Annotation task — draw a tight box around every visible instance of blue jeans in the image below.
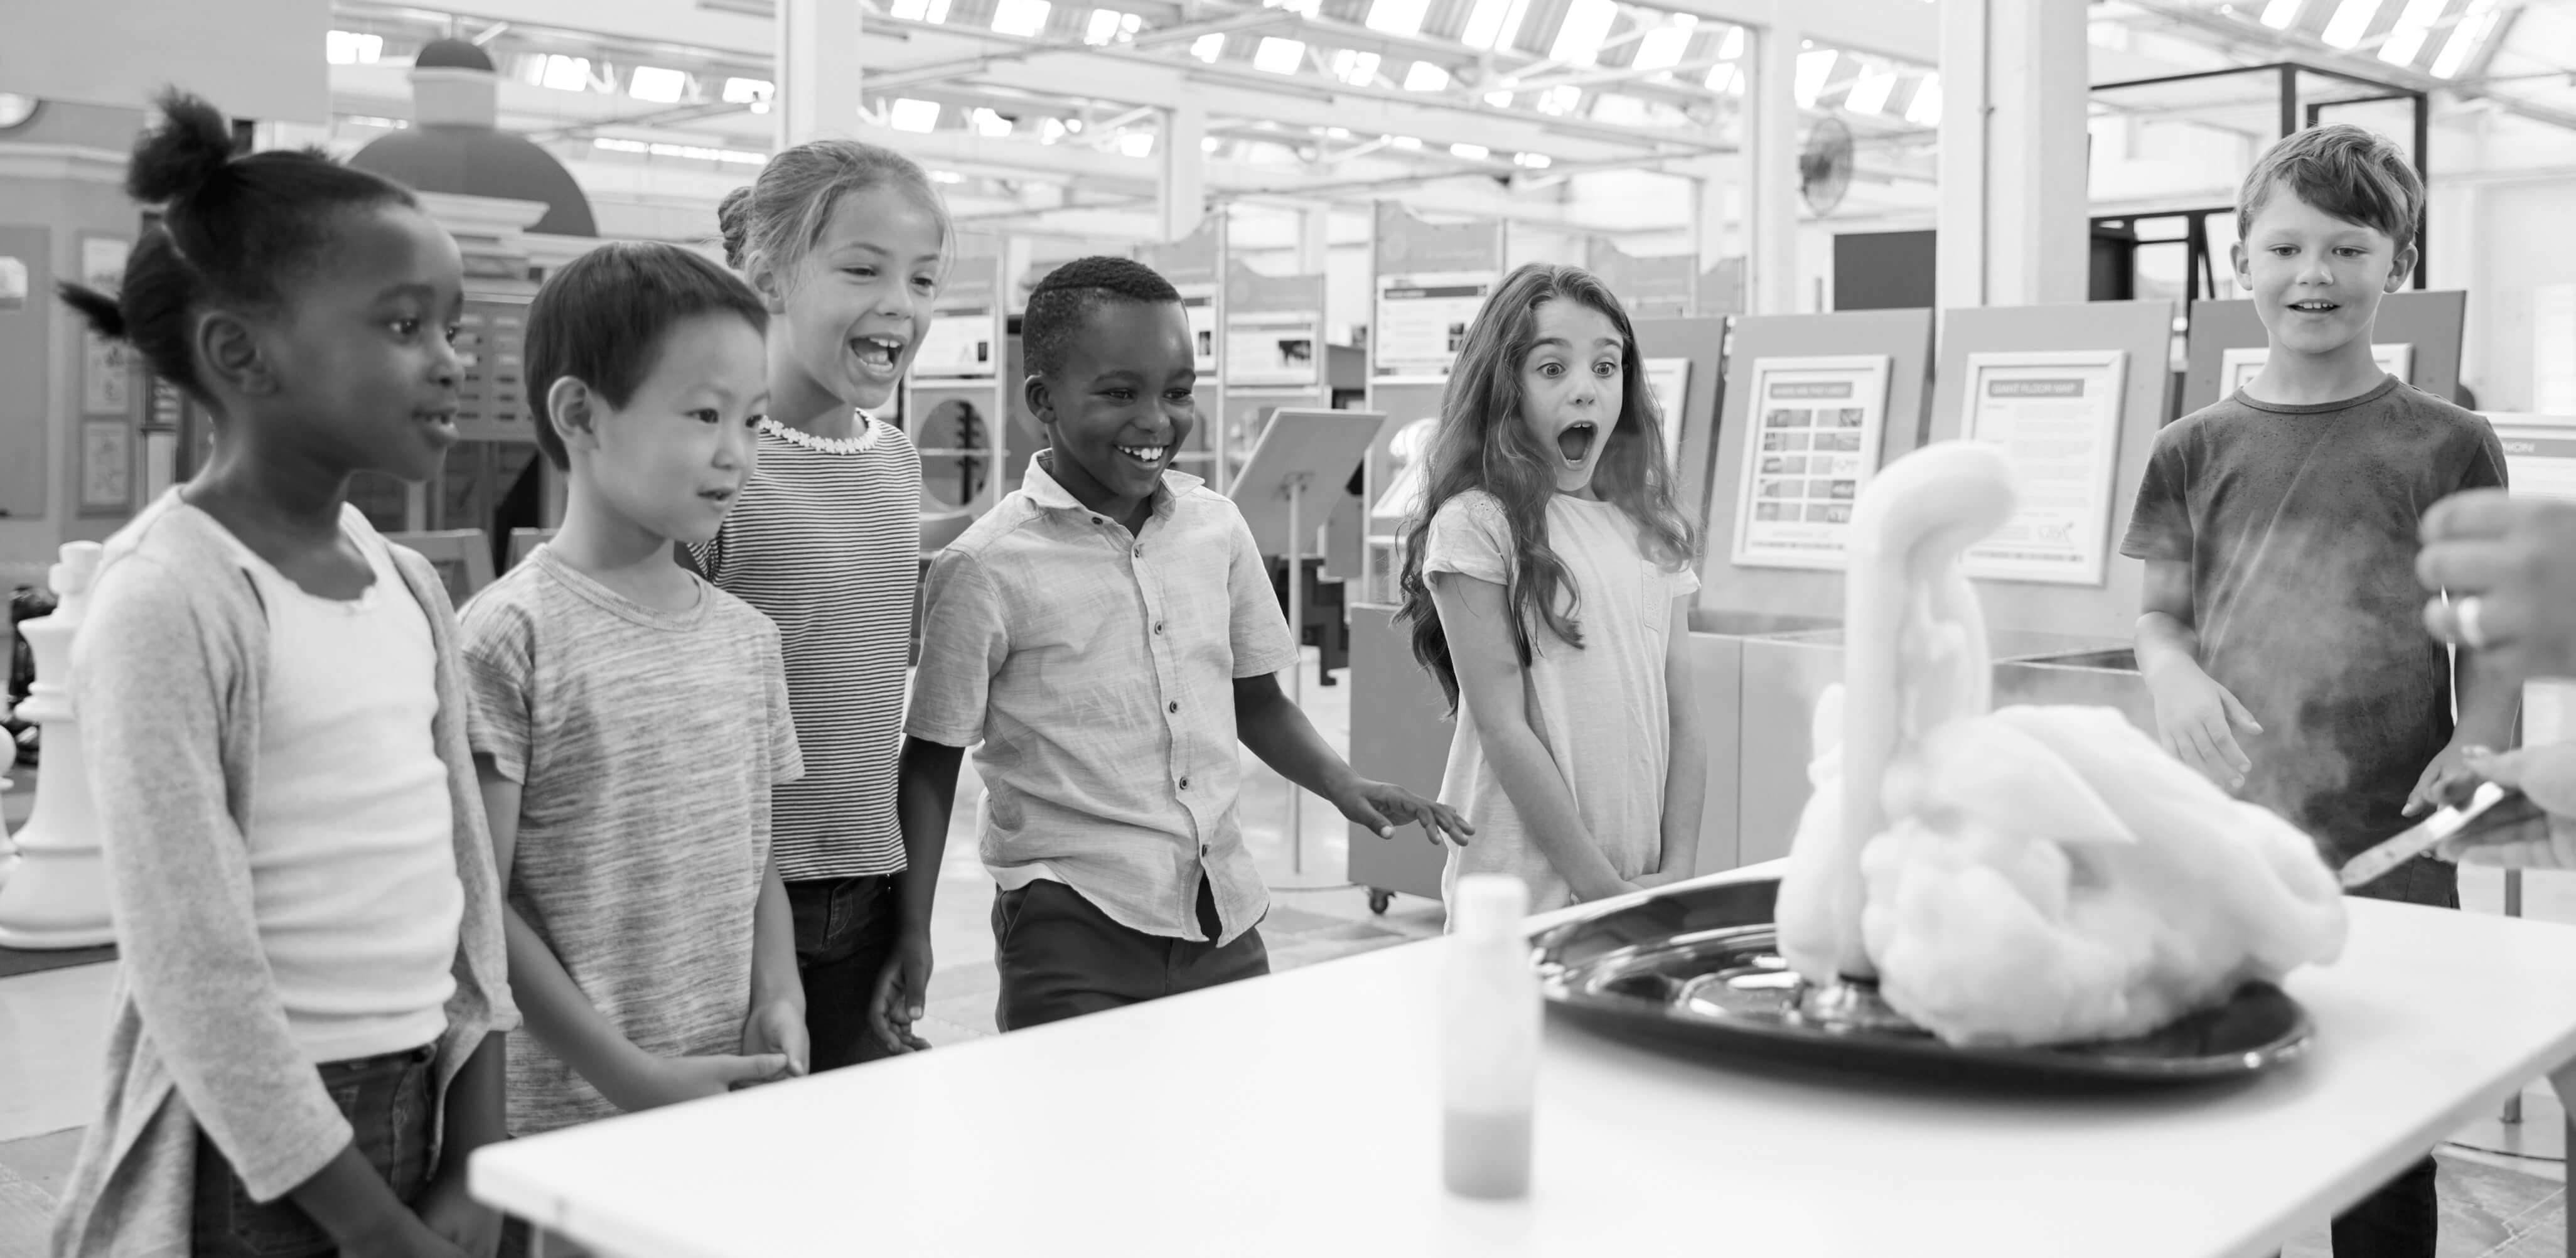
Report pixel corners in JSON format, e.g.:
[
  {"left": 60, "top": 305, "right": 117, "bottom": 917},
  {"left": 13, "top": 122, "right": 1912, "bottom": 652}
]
[
  {"left": 190, "top": 1043, "right": 436, "bottom": 1257},
  {"left": 788, "top": 874, "right": 901, "bottom": 1070}
]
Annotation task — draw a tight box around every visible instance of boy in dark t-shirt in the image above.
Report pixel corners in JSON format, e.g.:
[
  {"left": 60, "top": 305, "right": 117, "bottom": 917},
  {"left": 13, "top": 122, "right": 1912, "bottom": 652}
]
[{"left": 2121, "top": 124, "right": 2514, "bottom": 1258}]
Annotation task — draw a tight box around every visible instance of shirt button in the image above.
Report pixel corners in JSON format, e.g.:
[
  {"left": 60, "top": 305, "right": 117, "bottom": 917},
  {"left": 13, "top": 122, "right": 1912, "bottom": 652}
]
[
  {"left": 1154, "top": 621, "right": 1164, "bottom": 634},
  {"left": 1092, "top": 516, "right": 1103, "bottom": 525},
  {"left": 1134, "top": 544, "right": 1144, "bottom": 557},
  {"left": 1179, "top": 777, "right": 1191, "bottom": 790},
  {"left": 1167, "top": 701, "right": 1179, "bottom": 713},
  {"left": 1201, "top": 844, "right": 1211, "bottom": 856}
]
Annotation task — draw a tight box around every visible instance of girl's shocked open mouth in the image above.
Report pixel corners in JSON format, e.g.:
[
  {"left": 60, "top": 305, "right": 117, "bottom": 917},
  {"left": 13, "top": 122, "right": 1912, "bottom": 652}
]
[{"left": 1555, "top": 421, "right": 1597, "bottom": 467}]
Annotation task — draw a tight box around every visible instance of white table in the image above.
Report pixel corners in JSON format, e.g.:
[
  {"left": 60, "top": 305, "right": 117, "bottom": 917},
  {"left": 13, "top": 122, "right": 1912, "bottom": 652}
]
[{"left": 472, "top": 867, "right": 2576, "bottom": 1257}]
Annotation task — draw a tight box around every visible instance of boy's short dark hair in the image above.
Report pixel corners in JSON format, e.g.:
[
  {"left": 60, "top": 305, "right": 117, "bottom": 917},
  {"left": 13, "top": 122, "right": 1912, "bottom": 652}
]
[
  {"left": 1021, "top": 256, "right": 1183, "bottom": 380},
  {"left": 525, "top": 241, "right": 768, "bottom": 470},
  {"left": 2236, "top": 124, "right": 2425, "bottom": 256}
]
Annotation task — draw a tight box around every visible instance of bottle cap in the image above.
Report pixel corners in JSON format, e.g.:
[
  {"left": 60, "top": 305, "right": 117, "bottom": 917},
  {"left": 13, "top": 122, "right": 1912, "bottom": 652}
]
[{"left": 1452, "top": 874, "right": 1528, "bottom": 942}]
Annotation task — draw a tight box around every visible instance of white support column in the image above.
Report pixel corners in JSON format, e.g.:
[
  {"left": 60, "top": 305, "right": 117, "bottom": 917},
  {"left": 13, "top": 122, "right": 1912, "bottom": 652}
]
[
  {"left": 1296, "top": 203, "right": 1332, "bottom": 276},
  {"left": 776, "top": 0, "right": 866, "bottom": 148},
  {"left": 1161, "top": 102, "right": 1208, "bottom": 243},
  {"left": 1936, "top": 0, "right": 2088, "bottom": 309},
  {"left": 1749, "top": 19, "right": 1803, "bottom": 315}
]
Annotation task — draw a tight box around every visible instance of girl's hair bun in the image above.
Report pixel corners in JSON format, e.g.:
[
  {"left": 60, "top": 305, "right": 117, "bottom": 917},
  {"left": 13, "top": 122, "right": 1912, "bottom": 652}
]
[
  {"left": 126, "top": 89, "right": 238, "bottom": 206},
  {"left": 717, "top": 186, "right": 755, "bottom": 269}
]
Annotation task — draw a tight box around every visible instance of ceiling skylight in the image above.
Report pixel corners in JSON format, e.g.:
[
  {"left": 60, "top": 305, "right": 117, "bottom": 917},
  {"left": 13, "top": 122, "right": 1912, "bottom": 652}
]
[
  {"left": 1365, "top": 0, "right": 1432, "bottom": 38},
  {"left": 992, "top": 0, "right": 1051, "bottom": 37},
  {"left": 888, "top": 98, "right": 942, "bottom": 131},
  {"left": 1255, "top": 36, "right": 1307, "bottom": 73},
  {"left": 627, "top": 66, "right": 688, "bottom": 103},
  {"left": 2320, "top": 0, "right": 2383, "bottom": 48},
  {"left": 1793, "top": 49, "right": 1837, "bottom": 107},
  {"left": 1548, "top": 0, "right": 1619, "bottom": 67}
]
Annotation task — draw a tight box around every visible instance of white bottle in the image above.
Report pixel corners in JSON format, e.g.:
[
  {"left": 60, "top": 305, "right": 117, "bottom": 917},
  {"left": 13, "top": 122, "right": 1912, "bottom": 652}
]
[{"left": 1442, "top": 873, "right": 1538, "bottom": 1199}]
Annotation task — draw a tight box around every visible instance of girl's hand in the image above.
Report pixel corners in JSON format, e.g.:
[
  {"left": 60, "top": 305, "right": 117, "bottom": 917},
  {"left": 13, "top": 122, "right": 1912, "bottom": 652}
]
[
  {"left": 2435, "top": 745, "right": 2576, "bottom": 869},
  {"left": 739, "top": 999, "right": 811, "bottom": 1085},
  {"left": 1333, "top": 777, "right": 1475, "bottom": 847},
  {"left": 622, "top": 1050, "right": 795, "bottom": 1109},
  {"left": 413, "top": 1173, "right": 502, "bottom": 1258}
]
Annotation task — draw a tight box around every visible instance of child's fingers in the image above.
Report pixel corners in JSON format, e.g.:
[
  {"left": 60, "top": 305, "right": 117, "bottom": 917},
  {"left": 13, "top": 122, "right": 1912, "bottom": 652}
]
[
  {"left": 1350, "top": 797, "right": 1397, "bottom": 839},
  {"left": 2218, "top": 688, "right": 2264, "bottom": 736},
  {"left": 2463, "top": 746, "right": 2526, "bottom": 789}
]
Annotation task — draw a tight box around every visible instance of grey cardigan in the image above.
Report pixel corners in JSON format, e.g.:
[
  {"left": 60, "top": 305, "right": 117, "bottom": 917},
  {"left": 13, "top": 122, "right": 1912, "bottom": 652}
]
[{"left": 50, "top": 492, "right": 517, "bottom": 1258}]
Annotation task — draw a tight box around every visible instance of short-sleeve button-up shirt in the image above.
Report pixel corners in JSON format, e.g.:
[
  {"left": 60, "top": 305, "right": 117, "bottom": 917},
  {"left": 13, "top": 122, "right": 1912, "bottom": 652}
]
[{"left": 904, "top": 453, "right": 1299, "bottom": 944}]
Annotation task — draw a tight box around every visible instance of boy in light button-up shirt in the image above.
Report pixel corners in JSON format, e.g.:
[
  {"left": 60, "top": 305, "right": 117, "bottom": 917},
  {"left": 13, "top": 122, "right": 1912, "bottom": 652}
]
[{"left": 897, "top": 257, "right": 1469, "bottom": 1035}]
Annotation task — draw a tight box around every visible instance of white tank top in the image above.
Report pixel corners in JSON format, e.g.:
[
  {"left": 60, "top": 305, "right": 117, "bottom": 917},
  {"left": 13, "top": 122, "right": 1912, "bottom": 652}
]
[{"left": 218, "top": 508, "right": 460, "bottom": 1063}]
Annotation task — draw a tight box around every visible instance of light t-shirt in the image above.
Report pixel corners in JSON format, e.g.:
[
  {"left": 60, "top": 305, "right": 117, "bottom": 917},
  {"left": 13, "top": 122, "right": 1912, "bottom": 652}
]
[
  {"left": 1422, "top": 490, "right": 1699, "bottom": 915},
  {"left": 459, "top": 547, "right": 803, "bottom": 1136},
  {"left": 218, "top": 507, "right": 461, "bottom": 1063}
]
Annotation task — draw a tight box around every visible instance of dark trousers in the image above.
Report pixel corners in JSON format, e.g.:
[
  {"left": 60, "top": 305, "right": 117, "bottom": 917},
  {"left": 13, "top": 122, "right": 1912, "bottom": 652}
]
[
  {"left": 2329, "top": 856, "right": 2456, "bottom": 1258},
  {"left": 191, "top": 1044, "right": 435, "bottom": 1258},
  {"left": 992, "top": 878, "right": 1269, "bottom": 1031},
  {"left": 787, "top": 874, "right": 901, "bottom": 1070}
]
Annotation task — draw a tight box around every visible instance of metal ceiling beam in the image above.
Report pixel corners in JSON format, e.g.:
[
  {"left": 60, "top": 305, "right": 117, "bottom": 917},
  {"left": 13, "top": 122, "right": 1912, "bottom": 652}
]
[
  {"left": 861, "top": 9, "right": 1293, "bottom": 92},
  {"left": 2112, "top": 0, "right": 2576, "bottom": 133}
]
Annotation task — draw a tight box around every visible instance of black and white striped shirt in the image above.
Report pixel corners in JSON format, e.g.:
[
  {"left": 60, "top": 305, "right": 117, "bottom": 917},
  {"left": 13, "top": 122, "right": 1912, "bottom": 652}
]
[{"left": 699, "top": 417, "right": 920, "bottom": 881}]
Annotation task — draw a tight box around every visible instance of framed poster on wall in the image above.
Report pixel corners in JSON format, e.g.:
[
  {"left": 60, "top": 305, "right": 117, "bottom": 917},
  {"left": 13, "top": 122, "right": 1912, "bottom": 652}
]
[
  {"left": 915, "top": 311, "right": 997, "bottom": 378},
  {"left": 2221, "top": 343, "right": 2413, "bottom": 394},
  {"left": 1642, "top": 357, "right": 1690, "bottom": 468},
  {"left": 1225, "top": 309, "right": 1323, "bottom": 387},
  {"left": 80, "top": 419, "right": 132, "bottom": 515},
  {"left": 1956, "top": 350, "right": 2130, "bottom": 588},
  {"left": 79, "top": 237, "right": 134, "bottom": 414},
  {"left": 1373, "top": 272, "right": 1491, "bottom": 377},
  {"left": 1729, "top": 355, "right": 1891, "bottom": 571}
]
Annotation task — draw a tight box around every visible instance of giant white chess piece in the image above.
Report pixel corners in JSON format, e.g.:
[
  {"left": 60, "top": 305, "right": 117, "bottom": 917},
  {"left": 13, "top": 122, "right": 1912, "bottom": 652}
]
[{"left": 0, "top": 542, "right": 112, "bottom": 949}]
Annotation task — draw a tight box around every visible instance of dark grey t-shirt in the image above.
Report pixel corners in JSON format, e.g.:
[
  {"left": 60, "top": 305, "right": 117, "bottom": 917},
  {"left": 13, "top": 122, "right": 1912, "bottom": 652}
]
[{"left": 2120, "top": 375, "right": 2506, "bottom": 861}]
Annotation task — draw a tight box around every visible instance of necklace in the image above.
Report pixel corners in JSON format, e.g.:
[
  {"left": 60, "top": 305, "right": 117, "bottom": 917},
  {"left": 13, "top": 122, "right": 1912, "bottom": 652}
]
[{"left": 758, "top": 416, "right": 876, "bottom": 456}]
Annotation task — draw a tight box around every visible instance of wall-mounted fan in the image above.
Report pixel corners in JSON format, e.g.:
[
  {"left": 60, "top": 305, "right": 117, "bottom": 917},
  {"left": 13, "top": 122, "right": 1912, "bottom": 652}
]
[{"left": 1801, "top": 117, "right": 1855, "bottom": 216}]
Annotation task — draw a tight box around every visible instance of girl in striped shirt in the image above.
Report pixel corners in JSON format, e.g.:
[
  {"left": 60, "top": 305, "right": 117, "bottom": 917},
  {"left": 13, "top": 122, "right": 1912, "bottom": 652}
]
[{"left": 700, "top": 141, "right": 953, "bottom": 1066}]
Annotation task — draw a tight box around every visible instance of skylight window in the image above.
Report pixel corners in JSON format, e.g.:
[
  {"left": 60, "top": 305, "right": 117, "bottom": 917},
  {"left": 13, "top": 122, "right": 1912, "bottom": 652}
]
[
  {"left": 888, "top": 98, "right": 942, "bottom": 132},
  {"left": 2259, "top": 0, "right": 2305, "bottom": 28},
  {"left": 1843, "top": 62, "right": 1896, "bottom": 115},
  {"left": 891, "top": 0, "right": 930, "bottom": 18},
  {"left": 1514, "top": 151, "right": 1551, "bottom": 168},
  {"left": 1460, "top": 0, "right": 1530, "bottom": 51},
  {"left": 2378, "top": 0, "right": 2447, "bottom": 64},
  {"left": 326, "top": 31, "right": 384, "bottom": 65},
  {"left": 1548, "top": 0, "right": 1618, "bottom": 67},
  {"left": 1403, "top": 61, "right": 1451, "bottom": 91},
  {"left": 1085, "top": 9, "right": 1139, "bottom": 43},
  {"left": 627, "top": 66, "right": 688, "bottom": 103},
  {"left": 1717, "top": 26, "right": 1744, "bottom": 58},
  {"left": 1119, "top": 132, "right": 1155, "bottom": 158},
  {"left": 1632, "top": 17, "right": 1694, "bottom": 73},
  {"left": 1192, "top": 33, "right": 1226, "bottom": 61},
  {"left": 539, "top": 55, "right": 593, "bottom": 92},
  {"left": 970, "top": 107, "right": 1012, "bottom": 136},
  {"left": 992, "top": 0, "right": 1051, "bottom": 36},
  {"left": 2320, "top": 0, "right": 2382, "bottom": 48},
  {"left": 722, "top": 77, "right": 774, "bottom": 110},
  {"left": 1255, "top": 36, "right": 1307, "bottom": 73},
  {"left": 1793, "top": 49, "right": 1837, "bottom": 107},
  {"left": 1905, "top": 72, "right": 1941, "bottom": 126},
  {"left": 1331, "top": 50, "right": 1382, "bottom": 85},
  {"left": 1365, "top": 0, "right": 1431, "bottom": 38},
  {"left": 1704, "top": 62, "right": 1739, "bottom": 93},
  {"left": 1452, "top": 142, "right": 1489, "bottom": 158},
  {"left": 1536, "top": 84, "right": 1582, "bottom": 114},
  {"left": 2430, "top": 0, "right": 2502, "bottom": 76}
]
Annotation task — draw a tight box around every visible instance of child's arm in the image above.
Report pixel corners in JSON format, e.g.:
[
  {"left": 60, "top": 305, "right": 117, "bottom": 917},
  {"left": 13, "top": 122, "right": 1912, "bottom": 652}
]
[
  {"left": 1429, "top": 571, "right": 1631, "bottom": 900},
  {"left": 1650, "top": 596, "right": 1708, "bottom": 885},
  {"left": 476, "top": 758, "right": 789, "bottom": 1110},
  {"left": 2135, "top": 557, "right": 2263, "bottom": 790},
  {"left": 739, "top": 859, "right": 810, "bottom": 1076},
  {"left": 1234, "top": 673, "right": 1474, "bottom": 847},
  {"left": 872, "top": 736, "right": 965, "bottom": 1054},
  {"left": 2407, "top": 636, "right": 2526, "bottom": 815},
  {"left": 412, "top": 1033, "right": 506, "bottom": 1257}
]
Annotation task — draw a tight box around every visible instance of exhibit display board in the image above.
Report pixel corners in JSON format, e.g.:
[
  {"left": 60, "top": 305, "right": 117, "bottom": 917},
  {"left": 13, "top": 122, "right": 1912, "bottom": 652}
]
[
  {"left": 1138, "top": 218, "right": 1229, "bottom": 480},
  {"left": 1697, "top": 309, "right": 1936, "bottom": 621},
  {"left": 2221, "top": 343, "right": 2414, "bottom": 394},
  {"left": 1728, "top": 355, "right": 1890, "bottom": 572},
  {"left": 2183, "top": 290, "right": 2465, "bottom": 416},
  {"left": 1370, "top": 203, "right": 1501, "bottom": 380},
  {"left": 1633, "top": 316, "right": 1729, "bottom": 525},
  {"left": 1929, "top": 300, "right": 2177, "bottom": 640},
  {"left": 1588, "top": 239, "right": 1697, "bottom": 321},
  {"left": 1956, "top": 350, "right": 2130, "bottom": 588}
]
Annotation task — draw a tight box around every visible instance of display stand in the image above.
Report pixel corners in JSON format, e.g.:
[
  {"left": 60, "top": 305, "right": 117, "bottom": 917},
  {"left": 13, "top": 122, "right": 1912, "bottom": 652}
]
[
  {"left": 1230, "top": 409, "right": 1384, "bottom": 875},
  {"left": 0, "top": 543, "right": 112, "bottom": 949},
  {"left": 1927, "top": 299, "right": 2178, "bottom": 642},
  {"left": 2181, "top": 289, "right": 2466, "bottom": 415}
]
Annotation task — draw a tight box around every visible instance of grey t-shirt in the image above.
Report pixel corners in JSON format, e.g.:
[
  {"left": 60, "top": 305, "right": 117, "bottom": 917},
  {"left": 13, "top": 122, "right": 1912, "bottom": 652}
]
[
  {"left": 2120, "top": 375, "right": 2506, "bottom": 861},
  {"left": 459, "top": 547, "right": 803, "bottom": 1136}
]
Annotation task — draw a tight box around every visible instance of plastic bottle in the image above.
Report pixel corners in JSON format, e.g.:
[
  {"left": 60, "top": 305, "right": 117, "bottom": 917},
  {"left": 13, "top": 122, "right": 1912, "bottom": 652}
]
[{"left": 1442, "top": 873, "right": 1537, "bottom": 1200}]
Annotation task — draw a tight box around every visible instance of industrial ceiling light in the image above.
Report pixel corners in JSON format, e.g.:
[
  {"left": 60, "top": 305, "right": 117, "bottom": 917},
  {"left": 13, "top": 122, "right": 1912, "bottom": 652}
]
[
  {"left": 1548, "top": 0, "right": 1618, "bottom": 67},
  {"left": 1793, "top": 49, "right": 1837, "bottom": 107},
  {"left": 1366, "top": 0, "right": 1431, "bottom": 38},
  {"left": 2430, "top": 0, "right": 2501, "bottom": 76},
  {"left": 972, "top": 107, "right": 1012, "bottom": 136},
  {"left": 1537, "top": 83, "right": 1582, "bottom": 114},
  {"left": 889, "top": 98, "right": 942, "bottom": 131},
  {"left": 1255, "top": 36, "right": 1307, "bottom": 73},
  {"left": 1842, "top": 61, "right": 1895, "bottom": 115},
  {"left": 2378, "top": 0, "right": 2448, "bottom": 64},
  {"left": 1905, "top": 72, "right": 1941, "bottom": 126},
  {"left": 992, "top": 0, "right": 1051, "bottom": 37},
  {"left": 628, "top": 66, "right": 689, "bottom": 103},
  {"left": 1332, "top": 49, "right": 1382, "bottom": 84},
  {"left": 1452, "top": 142, "right": 1489, "bottom": 158},
  {"left": 1486, "top": 89, "right": 1513, "bottom": 106},
  {"left": 1085, "top": 9, "right": 1121, "bottom": 43},
  {"left": 1404, "top": 61, "right": 1451, "bottom": 90},
  {"left": 2258, "top": 0, "right": 2305, "bottom": 28},
  {"left": 1120, "top": 132, "right": 1156, "bottom": 157},
  {"left": 2320, "top": 0, "right": 2383, "bottom": 48},
  {"left": 1193, "top": 33, "right": 1226, "bottom": 61},
  {"left": 539, "top": 55, "right": 593, "bottom": 92}
]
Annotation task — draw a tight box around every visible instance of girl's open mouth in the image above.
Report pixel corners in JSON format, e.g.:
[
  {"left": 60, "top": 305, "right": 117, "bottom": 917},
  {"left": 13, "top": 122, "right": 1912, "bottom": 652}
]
[{"left": 1555, "top": 422, "right": 1597, "bottom": 466}]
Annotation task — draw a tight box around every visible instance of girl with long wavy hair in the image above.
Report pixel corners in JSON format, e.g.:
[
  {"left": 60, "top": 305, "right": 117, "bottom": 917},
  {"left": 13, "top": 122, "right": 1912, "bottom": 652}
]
[{"left": 1395, "top": 263, "right": 1705, "bottom": 915}]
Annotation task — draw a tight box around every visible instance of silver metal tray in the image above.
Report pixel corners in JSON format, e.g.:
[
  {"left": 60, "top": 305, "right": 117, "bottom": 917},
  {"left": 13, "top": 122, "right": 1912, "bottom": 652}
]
[{"left": 1530, "top": 876, "right": 2314, "bottom": 1088}]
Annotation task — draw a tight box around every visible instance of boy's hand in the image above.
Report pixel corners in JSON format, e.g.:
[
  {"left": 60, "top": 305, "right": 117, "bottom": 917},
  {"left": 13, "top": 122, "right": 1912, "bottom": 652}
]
[
  {"left": 2435, "top": 744, "right": 2576, "bottom": 869},
  {"left": 622, "top": 1050, "right": 794, "bottom": 1109},
  {"left": 740, "top": 999, "right": 810, "bottom": 1085},
  {"left": 413, "top": 1173, "right": 502, "bottom": 1258},
  {"left": 1331, "top": 777, "right": 1475, "bottom": 848},
  {"left": 867, "top": 932, "right": 935, "bottom": 1055},
  {"left": 1633, "top": 870, "right": 1689, "bottom": 891},
  {"left": 2144, "top": 663, "right": 2262, "bottom": 790},
  {"left": 2405, "top": 741, "right": 2491, "bottom": 817}
]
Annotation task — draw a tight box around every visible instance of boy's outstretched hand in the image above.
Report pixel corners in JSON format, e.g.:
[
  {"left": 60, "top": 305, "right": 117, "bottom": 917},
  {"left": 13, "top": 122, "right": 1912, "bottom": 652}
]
[
  {"left": 1329, "top": 777, "right": 1475, "bottom": 848},
  {"left": 866, "top": 933, "right": 935, "bottom": 1055},
  {"left": 2144, "top": 663, "right": 2262, "bottom": 791},
  {"left": 2405, "top": 741, "right": 2490, "bottom": 817}
]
